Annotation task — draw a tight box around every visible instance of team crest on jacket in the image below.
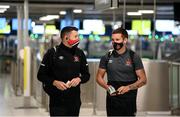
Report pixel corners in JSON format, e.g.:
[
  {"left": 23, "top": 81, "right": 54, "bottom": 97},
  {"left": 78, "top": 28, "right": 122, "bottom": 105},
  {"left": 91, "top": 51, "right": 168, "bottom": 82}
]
[
  {"left": 73, "top": 56, "right": 80, "bottom": 62},
  {"left": 125, "top": 58, "right": 132, "bottom": 66}
]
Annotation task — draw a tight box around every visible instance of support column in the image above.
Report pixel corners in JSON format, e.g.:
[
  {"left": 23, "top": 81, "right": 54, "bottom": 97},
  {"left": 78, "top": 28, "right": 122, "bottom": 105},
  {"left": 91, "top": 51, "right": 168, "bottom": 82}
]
[
  {"left": 17, "top": 5, "right": 23, "bottom": 58},
  {"left": 16, "top": 5, "right": 24, "bottom": 96},
  {"left": 22, "top": 0, "right": 37, "bottom": 109},
  {"left": 153, "top": 0, "right": 157, "bottom": 59},
  {"left": 122, "top": 0, "right": 126, "bottom": 28},
  {"left": 23, "top": 0, "right": 31, "bottom": 97},
  {"left": 24, "top": 0, "right": 29, "bottom": 47}
]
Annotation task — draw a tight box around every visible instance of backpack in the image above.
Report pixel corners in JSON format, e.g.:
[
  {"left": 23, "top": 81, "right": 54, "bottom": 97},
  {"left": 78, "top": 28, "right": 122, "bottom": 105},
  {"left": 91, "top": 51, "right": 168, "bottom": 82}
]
[{"left": 42, "top": 46, "right": 59, "bottom": 96}]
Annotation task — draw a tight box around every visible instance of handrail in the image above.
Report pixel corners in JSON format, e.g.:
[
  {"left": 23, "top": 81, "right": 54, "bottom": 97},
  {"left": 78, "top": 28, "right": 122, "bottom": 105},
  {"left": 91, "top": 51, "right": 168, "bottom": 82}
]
[
  {"left": 169, "top": 62, "right": 180, "bottom": 66},
  {"left": 169, "top": 61, "right": 180, "bottom": 115}
]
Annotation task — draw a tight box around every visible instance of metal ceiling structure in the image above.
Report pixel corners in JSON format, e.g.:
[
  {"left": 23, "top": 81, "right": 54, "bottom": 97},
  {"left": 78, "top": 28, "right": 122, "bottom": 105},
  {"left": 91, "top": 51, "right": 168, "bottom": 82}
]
[{"left": 0, "top": 0, "right": 180, "bottom": 22}]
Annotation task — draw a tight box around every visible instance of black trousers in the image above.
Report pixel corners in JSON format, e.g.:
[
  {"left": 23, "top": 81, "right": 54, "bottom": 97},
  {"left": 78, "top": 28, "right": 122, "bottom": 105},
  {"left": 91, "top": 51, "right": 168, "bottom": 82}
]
[
  {"left": 106, "top": 95, "right": 137, "bottom": 116},
  {"left": 49, "top": 97, "right": 81, "bottom": 116},
  {"left": 106, "top": 80, "right": 137, "bottom": 116}
]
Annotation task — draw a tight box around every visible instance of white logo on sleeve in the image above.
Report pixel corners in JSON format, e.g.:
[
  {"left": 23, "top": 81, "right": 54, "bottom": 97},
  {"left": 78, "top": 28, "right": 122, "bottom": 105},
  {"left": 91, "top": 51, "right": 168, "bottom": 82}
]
[
  {"left": 59, "top": 56, "right": 64, "bottom": 60},
  {"left": 109, "top": 60, "right": 113, "bottom": 63}
]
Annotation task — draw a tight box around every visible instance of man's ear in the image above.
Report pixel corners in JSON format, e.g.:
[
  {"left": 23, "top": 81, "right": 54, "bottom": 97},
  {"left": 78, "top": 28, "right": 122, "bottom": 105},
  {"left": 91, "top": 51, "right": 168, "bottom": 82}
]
[
  {"left": 124, "top": 38, "right": 128, "bottom": 40},
  {"left": 124, "top": 38, "right": 128, "bottom": 43},
  {"left": 64, "top": 36, "right": 68, "bottom": 40}
]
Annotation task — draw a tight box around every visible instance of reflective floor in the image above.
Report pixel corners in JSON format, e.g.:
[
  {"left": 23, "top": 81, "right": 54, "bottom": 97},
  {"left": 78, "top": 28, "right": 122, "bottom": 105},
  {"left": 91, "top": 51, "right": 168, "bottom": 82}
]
[
  {"left": 0, "top": 73, "right": 100, "bottom": 116},
  {"left": 0, "top": 73, "right": 175, "bottom": 117},
  {"left": 0, "top": 73, "right": 49, "bottom": 116}
]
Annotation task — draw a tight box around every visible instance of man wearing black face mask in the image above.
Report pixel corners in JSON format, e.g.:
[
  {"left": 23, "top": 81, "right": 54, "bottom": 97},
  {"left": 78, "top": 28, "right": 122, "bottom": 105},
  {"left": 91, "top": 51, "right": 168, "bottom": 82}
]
[
  {"left": 37, "top": 26, "right": 90, "bottom": 116},
  {"left": 96, "top": 27, "right": 147, "bottom": 116},
  {"left": 112, "top": 40, "right": 124, "bottom": 50}
]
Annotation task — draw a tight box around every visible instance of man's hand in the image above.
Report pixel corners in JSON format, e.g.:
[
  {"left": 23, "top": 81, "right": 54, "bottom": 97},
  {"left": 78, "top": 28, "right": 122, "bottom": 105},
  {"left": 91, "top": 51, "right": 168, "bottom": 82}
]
[
  {"left": 117, "top": 86, "right": 130, "bottom": 95},
  {"left": 69, "top": 77, "right": 81, "bottom": 87},
  {"left": 53, "top": 80, "right": 69, "bottom": 91}
]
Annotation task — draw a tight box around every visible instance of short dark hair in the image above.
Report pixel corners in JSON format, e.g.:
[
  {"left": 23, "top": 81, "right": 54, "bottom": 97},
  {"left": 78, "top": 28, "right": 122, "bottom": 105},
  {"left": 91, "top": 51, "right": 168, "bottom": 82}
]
[
  {"left": 60, "top": 26, "right": 78, "bottom": 39},
  {"left": 112, "top": 27, "right": 128, "bottom": 39}
]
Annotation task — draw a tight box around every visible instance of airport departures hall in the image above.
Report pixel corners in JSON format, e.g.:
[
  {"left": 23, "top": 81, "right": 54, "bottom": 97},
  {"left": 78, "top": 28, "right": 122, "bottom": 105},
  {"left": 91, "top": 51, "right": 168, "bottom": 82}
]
[{"left": 0, "top": 0, "right": 180, "bottom": 116}]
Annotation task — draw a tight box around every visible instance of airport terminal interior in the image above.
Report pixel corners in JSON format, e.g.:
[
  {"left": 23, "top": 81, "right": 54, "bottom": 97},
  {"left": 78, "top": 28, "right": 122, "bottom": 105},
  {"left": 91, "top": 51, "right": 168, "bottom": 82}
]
[{"left": 1, "top": 0, "right": 180, "bottom": 116}]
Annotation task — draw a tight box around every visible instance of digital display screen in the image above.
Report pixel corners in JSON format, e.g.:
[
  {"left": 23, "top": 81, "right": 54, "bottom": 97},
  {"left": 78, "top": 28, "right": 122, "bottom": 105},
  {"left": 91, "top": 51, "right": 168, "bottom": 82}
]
[
  {"left": 45, "top": 25, "right": 59, "bottom": 34},
  {"left": 155, "top": 20, "right": 174, "bottom": 32},
  {"left": 60, "top": 19, "right": 80, "bottom": 30},
  {"left": 0, "top": 25, "right": 11, "bottom": 34},
  {"left": 32, "top": 25, "right": 44, "bottom": 34},
  {"left": 0, "top": 18, "right": 6, "bottom": 29},
  {"left": 12, "top": 18, "right": 32, "bottom": 30},
  {"left": 83, "top": 19, "right": 105, "bottom": 35},
  {"left": 132, "top": 20, "right": 151, "bottom": 35}
]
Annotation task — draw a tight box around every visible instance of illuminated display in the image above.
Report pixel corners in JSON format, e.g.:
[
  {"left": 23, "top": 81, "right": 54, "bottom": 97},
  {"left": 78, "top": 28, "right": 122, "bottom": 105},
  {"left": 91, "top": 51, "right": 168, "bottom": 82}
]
[
  {"left": 83, "top": 19, "right": 105, "bottom": 35},
  {"left": 60, "top": 19, "right": 80, "bottom": 30},
  {"left": 0, "top": 18, "right": 6, "bottom": 29},
  {"left": 132, "top": 20, "right": 151, "bottom": 35},
  {"left": 32, "top": 25, "right": 44, "bottom": 34},
  {"left": 0, "top": 25, "right": 11, "bottom": 34},
  {"left": 45, "top": 25, "right": 59, "bottom": 34},
  {"left": 155, "top": 20, "right": 180, "bottom": 35},
  {"left": 155, "top": 20, "right": 174, "bottom": 32},
  {"left": 12, "top": 18, "right": 32, "bottom": 30}
]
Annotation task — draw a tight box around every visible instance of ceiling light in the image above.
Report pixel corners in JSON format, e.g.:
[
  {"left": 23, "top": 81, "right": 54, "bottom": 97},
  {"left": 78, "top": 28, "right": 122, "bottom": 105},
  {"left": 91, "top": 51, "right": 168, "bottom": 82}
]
[
  {"left": 0, "top": 5, "right": 10, "bottom": 9},
  {"left": 0, "top": 9, "right": 7, "bottom": 13},
  {"left": 138, "top": 10, "right": 154, "bottom": 14},
  {"left": 46, "top": 15, "right": 59, "bottom": 19},
  {"left": 39, "top": 15, "right": 59, "bottom": 21},
  {"left": 73, "top": 9, "right": 82, "bottom": 13},
  {"left": 109, "top": 7, "right": 117, "bottom": 10},
  {"left": 39, "top": 16, "right": 49, "bottom": 21},
  {"left": 127, "top": 12, "right": 142, "bottom": 16},
  {"left": 59, "top": 11, "right": 66, "bottom": 15}
]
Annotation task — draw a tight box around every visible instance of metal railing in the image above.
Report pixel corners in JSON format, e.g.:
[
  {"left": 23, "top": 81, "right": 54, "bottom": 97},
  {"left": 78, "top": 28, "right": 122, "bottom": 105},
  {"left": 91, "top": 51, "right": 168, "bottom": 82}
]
[{"left": 169, "top": 62, "right": 180, "bottom": 115}]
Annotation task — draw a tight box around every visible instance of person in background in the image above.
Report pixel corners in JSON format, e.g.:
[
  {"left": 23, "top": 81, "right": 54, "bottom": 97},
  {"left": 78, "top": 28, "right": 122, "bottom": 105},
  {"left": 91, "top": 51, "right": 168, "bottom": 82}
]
[
  {"left": 96, "top": 27, "right": 147, "bottom": 116},
  {"left": 37, "top": 26, "right": 90, "bottom": 116}
]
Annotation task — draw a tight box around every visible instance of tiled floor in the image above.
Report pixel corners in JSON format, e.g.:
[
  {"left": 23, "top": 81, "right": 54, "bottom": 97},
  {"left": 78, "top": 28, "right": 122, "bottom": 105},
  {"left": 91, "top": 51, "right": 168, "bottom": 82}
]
[
  {"left": 0, "top": 73, "right": 49, "bottom": 116},
  {"left": 0, "top": 73, "right": 176, "bottom": 117}
]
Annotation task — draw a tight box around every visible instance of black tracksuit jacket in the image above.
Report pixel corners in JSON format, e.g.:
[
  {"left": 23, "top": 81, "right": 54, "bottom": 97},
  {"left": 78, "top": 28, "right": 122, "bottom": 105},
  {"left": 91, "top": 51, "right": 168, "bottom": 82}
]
[{"left": 37, "top": 43, "right": 90, "bottom": 100}]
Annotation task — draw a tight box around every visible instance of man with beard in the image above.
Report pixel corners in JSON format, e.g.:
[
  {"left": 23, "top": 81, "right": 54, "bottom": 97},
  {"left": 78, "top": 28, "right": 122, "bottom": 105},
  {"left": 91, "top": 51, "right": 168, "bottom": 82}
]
[{"left": 96, "top": 27, "right": 147, "bottom": 116}]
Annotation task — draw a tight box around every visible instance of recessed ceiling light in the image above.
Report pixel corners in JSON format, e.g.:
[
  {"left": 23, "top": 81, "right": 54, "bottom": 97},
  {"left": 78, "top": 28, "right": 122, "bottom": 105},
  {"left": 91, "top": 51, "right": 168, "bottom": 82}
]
[
  {"left": 73, "top": 9, "right": 82, "bottom": 13},
  {"left": 59, "top": 11, "right": 66, "bottom": 15},
  {"left": 138, "top": 10, "right": 154, "bottom": 14},
  {"left": 0, "top": 5, "right": 10, "bottom": 9},
  {"left": 127, "top": 12, "right": 142, "bottom": 16}
]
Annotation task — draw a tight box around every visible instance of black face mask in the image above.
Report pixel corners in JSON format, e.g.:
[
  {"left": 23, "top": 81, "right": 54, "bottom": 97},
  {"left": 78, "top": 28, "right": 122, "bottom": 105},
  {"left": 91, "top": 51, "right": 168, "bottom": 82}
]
[{"left": 113, "top": 42, "right": 124, "bottom": 50}]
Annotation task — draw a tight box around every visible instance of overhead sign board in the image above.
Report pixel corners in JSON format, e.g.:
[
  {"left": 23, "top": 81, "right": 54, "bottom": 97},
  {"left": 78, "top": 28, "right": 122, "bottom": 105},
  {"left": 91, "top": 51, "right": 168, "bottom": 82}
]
[{"left": 94, "top": 0, "right": 118, "bottom": 10}]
